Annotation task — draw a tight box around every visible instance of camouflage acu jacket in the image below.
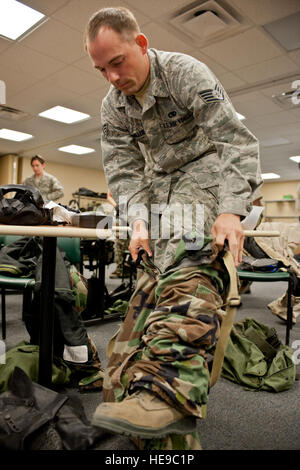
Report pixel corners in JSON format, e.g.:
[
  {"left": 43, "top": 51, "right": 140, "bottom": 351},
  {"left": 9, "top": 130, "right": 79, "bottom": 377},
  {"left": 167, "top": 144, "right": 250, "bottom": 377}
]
[
  {"left": 101, "top": 48, "right": 262, "bottom": 225},
  {"left": 23, "top": 172, "right": 64, "bottom": 202}
]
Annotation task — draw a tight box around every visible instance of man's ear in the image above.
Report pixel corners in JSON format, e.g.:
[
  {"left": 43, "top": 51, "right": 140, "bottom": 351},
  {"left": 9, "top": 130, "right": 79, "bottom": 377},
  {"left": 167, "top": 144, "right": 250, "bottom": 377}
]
[{"left": 135, "top": 34, "right": 148, "bottom": 54}]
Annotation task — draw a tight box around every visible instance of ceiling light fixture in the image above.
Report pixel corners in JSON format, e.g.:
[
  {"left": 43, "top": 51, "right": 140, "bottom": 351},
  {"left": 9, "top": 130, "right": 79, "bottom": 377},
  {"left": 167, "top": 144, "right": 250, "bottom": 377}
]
[
  {"left": 39, "top": 106, "right": 90, "bottom": 124},
  {"left": 0, "top": 0, "right": 45, "bottom": 41},
  {"left": 58, "top": 145, "right": 95, "bottom": 155},
  {"left": 0, "top": 128, "right": 33, "bottom": 141},
  {"left": 289, "top": 156, "right": 300, "bottom": 163},
  {"left": 236, "top": 112, "right": 246, "bottom": 120},
  {"left": 261, "top": 173, "right": 280, "bottom": 180}
]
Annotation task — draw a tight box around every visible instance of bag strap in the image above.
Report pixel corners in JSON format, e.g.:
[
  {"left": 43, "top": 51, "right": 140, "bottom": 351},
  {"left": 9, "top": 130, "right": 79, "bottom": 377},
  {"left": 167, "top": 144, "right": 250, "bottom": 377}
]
[
  {"left": 244, "top": 326, "right": 277, "bottom": 360},
  {"left": 0, "top": 184, "right": 44, "bottom": 207},
  {"left": 210, "top": 250, "right": 240, "bottom": 388}
]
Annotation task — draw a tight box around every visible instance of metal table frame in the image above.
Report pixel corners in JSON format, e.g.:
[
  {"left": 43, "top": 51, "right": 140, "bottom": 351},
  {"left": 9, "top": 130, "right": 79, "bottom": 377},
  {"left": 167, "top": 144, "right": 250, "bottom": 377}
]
[{"left": 0, "top": 224, "right": 126, "bottom": 388}]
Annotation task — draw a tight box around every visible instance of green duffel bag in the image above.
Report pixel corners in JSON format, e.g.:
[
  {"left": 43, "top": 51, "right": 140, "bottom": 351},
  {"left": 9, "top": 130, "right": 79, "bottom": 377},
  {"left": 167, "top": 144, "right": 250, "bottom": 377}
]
[
  {"left": 0, "top": 341, "right": 71, "bottom": 393},
  {"left": 221, "top": 318, "right": 296, "bottom": 392}
]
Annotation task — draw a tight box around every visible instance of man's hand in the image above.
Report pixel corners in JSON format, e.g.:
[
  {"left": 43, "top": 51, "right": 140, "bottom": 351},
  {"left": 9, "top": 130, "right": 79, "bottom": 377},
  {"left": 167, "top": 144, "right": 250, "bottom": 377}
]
[
  {"left": 211, "top": 213, "right": 244, "bottom": 266},
  {"left": 107, "top": 190, "right": 116, "bottom": 208},
  {"left": 129, "top": 219, "right": 152, "bottom": 261}
]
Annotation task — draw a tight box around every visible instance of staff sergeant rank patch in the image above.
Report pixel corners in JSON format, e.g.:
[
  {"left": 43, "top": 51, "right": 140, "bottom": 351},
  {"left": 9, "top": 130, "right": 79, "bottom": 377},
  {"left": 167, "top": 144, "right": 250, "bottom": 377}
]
[
  {"left": 102, "top": 123, "right": 109, "bottom": 139},
  {"left": 198, "top": 83, "right": 224, "bottom": 104}
]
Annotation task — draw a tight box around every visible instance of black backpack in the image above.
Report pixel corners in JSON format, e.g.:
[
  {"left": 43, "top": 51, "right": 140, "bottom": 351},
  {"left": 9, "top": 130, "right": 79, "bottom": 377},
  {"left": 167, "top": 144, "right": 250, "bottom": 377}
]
[{"left": 0, "top": 184, "right": 53, "bottom": 225}]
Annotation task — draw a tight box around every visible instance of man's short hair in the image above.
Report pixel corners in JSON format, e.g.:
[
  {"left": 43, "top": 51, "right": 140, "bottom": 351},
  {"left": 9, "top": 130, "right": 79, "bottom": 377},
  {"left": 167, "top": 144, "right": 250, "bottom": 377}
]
[
  {"left": 84, "top": 7, "right": 140, "bottom": 49},
  {"left": 31, "top": 155, "right": 45, "bottom": 165}
]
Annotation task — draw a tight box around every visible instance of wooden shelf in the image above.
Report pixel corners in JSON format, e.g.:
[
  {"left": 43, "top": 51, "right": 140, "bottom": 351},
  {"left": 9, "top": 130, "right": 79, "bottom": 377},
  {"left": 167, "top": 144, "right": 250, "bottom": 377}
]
[
  {"left": 264, "top": 199, "right": 295, "bottom": 203},
  {"left": 263, "top": 199, "right": 297, "bottom": 221}
]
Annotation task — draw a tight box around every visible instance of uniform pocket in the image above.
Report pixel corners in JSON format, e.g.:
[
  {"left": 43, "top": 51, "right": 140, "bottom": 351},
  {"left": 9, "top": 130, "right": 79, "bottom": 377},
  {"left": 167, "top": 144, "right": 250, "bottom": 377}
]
[{"left": 163, "top": 119, "right": 197, "bottom": 145}]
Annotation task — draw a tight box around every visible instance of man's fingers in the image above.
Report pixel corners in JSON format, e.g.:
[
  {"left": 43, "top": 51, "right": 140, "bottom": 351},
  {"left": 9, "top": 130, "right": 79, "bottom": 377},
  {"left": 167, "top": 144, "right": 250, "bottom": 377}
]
[
  {"left": 227, "top": 231, "right": 244, "bottom": 266},
  {"left": 214, "top": 232, "right": 226, "bottom": 249},
  {"left": 129, "top": 237, "right": 152, "bottom": 261},
  {"left": 238, "top": 232, "right": 245, "bottom": 264},
  {"left": 129, "top": 240, "right": 138, "bottom": 261}
]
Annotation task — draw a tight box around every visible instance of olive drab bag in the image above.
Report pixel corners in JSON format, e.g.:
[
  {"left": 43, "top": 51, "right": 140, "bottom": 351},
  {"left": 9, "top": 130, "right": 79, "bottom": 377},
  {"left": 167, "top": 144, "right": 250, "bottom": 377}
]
[
  {"left": 221, "top": 318, "right": 296, "bottom": 392},
  {"left": 0, "top": 184, "right": 53, "bottom": 225}
]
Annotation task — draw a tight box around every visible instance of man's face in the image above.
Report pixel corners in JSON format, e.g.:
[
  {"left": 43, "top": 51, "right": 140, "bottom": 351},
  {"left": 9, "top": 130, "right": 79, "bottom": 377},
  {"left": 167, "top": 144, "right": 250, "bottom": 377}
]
[
  {"left": 31, "top": 160, "right": 44, "bottom": 177},
  {"left": 88, "top": 27, "right": 149, "bottom": 95}
]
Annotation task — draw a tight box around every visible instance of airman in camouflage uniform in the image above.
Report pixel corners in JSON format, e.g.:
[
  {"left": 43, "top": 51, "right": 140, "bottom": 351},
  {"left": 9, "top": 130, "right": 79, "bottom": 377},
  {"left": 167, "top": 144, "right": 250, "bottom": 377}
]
[
  {"left": 23, "top": 155, "right": 64, "bottom": 202},
  {"left": 85, "top": 7, "right": 262, "bottom": 449}
]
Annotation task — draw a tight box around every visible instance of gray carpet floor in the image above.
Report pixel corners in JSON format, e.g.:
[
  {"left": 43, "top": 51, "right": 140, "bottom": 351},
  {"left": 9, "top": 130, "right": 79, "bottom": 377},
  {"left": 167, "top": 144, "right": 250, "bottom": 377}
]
[{"left": 2, "top": 263, "right": 300, "bottom": 451}]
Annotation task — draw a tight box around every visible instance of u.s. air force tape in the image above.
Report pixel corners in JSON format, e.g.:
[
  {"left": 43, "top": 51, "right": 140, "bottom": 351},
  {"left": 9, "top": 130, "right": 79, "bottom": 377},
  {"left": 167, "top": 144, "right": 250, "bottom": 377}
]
[{"left": 198, "top": 83, "right": 224, "bottom": 103}]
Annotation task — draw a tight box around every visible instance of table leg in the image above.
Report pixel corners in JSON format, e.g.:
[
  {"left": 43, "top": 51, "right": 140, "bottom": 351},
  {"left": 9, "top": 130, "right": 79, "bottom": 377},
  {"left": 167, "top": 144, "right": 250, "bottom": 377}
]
[
  {"left": 285, "top": 276, "right": 293, "bottom": 346},
  {"left": 98, "top": 239, "right": 106, "bottom": 318},
  {"left": 38, "top": 236, "right": 57, "bottom": 388}
]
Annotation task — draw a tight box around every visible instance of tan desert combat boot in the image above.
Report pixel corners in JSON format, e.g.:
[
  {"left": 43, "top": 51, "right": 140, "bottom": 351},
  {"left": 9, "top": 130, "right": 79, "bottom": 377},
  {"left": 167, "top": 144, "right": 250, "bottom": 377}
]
[{"left": 92, "top": 390, "right": 197, "bottom": 439}]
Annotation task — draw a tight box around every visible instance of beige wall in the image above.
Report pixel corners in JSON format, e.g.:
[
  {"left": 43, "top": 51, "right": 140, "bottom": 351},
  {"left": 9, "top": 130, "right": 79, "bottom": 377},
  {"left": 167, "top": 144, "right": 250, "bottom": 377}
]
[
  {"left": 260, "top": 180, "right": 300, "bottom": 221},
  {"left": 260, "top": 180, "right": 299, "bottom": 201},
  {"left": 0, "top": 154, "right": 17, "bottom": 185},
  {"left": 19, "top": 157, "right": 108, "bottom": 205}
]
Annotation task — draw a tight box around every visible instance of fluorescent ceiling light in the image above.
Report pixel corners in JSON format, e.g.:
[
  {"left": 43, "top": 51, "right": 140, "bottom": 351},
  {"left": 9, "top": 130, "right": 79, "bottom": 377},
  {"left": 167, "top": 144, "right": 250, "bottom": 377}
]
[
  {"left": 39, "top": 106, "right": 90, "bottom": 124},
  {"left": 290, "top": 156, "right": 300, "bottom": 163},
  {"left": 0, "top": 0, "right": 45, "bottom": 41},
  {"left": 59, "top": 145, "right": 95, "bottom": 155},
  {"left": 236, "top": 112, "right": 246, "bottom": 120},
  {"left": 261, "top": 173, "right": 280, "bottom": 180},
  {"left": 0, "top": 128, "right": 33, "bottom": 141}
]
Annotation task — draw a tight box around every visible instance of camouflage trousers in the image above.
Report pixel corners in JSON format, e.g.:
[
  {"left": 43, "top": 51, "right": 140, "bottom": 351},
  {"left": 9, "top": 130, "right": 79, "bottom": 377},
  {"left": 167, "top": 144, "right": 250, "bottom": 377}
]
[
  {"left": 114, "top": 237, "right": 130, "bottom": 272},
  {"left": 103, "top": 257, "right": 227, "bottom": 449}
]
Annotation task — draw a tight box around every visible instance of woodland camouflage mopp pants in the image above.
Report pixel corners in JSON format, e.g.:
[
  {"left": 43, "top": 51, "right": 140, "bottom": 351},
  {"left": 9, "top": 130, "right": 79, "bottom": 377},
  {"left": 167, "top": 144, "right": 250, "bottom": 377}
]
[{"left": 103, "top": 254, "right": 228, "bottom": 450}]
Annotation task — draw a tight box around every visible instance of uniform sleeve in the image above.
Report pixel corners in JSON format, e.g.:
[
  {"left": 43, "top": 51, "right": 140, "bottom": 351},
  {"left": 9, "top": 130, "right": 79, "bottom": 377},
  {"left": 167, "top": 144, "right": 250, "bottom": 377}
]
[
  {"left": 175, "top": 58, "right": 262, "bottom": 218},
  {"left": 101, "top": 98, "right": 150, "bottom": 225},
  {"left": 47, "top": 175, "right": 64, "bottom": 201}
]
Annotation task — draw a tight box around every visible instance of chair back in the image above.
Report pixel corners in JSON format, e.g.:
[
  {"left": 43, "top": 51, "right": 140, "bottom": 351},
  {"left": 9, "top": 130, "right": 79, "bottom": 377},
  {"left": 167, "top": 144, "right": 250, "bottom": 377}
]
[{"left": 1, "top": 235, "right": 81, "bottom": 265}]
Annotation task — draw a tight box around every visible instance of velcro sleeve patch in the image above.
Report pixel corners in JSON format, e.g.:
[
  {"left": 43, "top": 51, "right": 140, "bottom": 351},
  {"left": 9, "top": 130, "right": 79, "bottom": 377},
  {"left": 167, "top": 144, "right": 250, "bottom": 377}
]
[{"left": 199, "top": 83, "right": 224, "bottom": 104}]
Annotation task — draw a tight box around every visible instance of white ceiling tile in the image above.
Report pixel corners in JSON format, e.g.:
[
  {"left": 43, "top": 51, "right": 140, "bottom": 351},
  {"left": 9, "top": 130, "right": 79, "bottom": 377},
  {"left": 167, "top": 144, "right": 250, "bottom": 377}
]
[
  {"left": 0, "top": 44, "right": 66, "bottom": 81},
  {"left": 7, "top": 79, "right": 80, "bottom": 115},
  {"left": 288, "top": 49, "right": 300, "bottom": 67},
  {"left": 0, "top": 37, "right": 13, "bottom": 54},
  {"left": 52, "top": 0, "right": 150, "bottom": 32},
  {"left": 217, "top": 72, "right": 246, "bottom": 91},
  {"left": 231, "top": 92, "right": 282, "bottom": 118},
  {"left": 238, "top": 117, "right": 261, "bottom": 133},
  {"left": 235, "top": 55, "right": 300, "bottom": 84},
  {"left": 21, "top": 18, "right": 86, "bottom": 64},
  {"left": 255, "top": 110, "right": 300, "bottom": 128},
  {"left": 143, "top": 23, "right": 193, "bottom": 54},
  {"left": 0, "top": 66, "right": 39, "bottom": 99},
  {"left": 125, "top": 0, "right": 192, "bottom": 20},
  {"left": 202, "top": 27, "right": 283, "bottom": 70},
  {"left": 45, "top": 65, "right": 104, "bottom": 95},
  {"left": 231, "top": 90, "right": 263, "bottom": 105},
  {"left": 229, "top": 0, "right": 300, "bottom": 26},
  {"left": 188, "top": 50, "right": 229, "bottom": 77},
  {"left": 289, "top": 107, "right": 300, "bottom": 121},
  {"left": 72, "top": 55, "right": 99, "bottom": 75},
  {"left": 20, "top": 0, "right": 72, "bottom": 16},
  {"left": 84, "top": 86, "right": 110, "bottom": 104},
  {"left": 62, "top": 93, "right": 104, "bottom": 118},
  {"left": 268, "top": 122, "right": 300, "bottom": 139}
]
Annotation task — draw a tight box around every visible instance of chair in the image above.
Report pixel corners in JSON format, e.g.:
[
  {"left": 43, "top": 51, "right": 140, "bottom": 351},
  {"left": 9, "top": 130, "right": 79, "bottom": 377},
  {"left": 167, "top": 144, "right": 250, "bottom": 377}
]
[
  {"left": 237, "top": 269, "right": 293, "bottom": 346},
  {"left": 0, "top": 235, "right": 81, "bottom": 339}
]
